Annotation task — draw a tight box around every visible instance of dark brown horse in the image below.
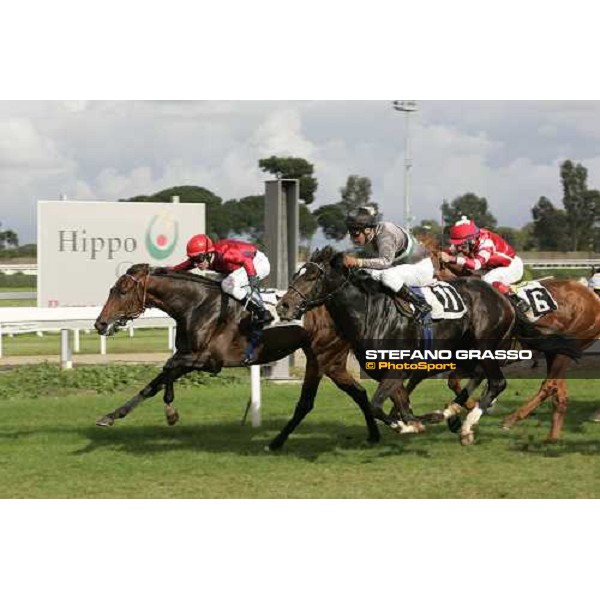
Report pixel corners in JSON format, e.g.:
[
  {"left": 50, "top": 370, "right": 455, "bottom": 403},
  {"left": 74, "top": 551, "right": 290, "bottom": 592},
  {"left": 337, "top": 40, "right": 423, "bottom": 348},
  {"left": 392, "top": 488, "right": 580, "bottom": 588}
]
[
  {"left": 276, "top": 247, "right": 563, "bottom": 445},
  {"left": 94, "top": 264, "right": 380, "bottom": 450},
  {"left": 421, "top": 234, "right": 600, "bottom": 440}
]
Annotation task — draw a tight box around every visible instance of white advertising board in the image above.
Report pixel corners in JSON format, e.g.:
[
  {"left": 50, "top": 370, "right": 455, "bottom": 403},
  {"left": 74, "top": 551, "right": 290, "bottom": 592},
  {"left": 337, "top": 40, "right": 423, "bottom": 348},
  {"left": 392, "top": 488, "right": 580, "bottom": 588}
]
[{"left": 37, "top": 201, "right": 205, "bottom": 307}]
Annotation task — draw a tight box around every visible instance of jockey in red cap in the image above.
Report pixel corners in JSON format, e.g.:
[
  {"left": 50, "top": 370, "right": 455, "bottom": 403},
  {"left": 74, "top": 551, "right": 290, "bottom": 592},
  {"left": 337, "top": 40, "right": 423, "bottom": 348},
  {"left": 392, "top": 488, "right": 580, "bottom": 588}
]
[
  {"left": 170, "top": 233, "right": 273, "bottom": 326},
  {"left": 441, "top": 216, "right": 527, "bottom": 311}
]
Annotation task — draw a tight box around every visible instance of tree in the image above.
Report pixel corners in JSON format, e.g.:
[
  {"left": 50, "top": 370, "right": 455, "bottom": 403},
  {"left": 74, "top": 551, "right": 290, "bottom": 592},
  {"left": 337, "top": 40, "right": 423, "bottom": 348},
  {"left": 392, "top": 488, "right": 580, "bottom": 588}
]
[
  {"left": 339, "top": 175, "right": 376, "bottom": 212},
  {"left": 120, "top": 183, "right": 318, "bottom": 247},
  {"left": 412, "top": 219, "right": 443, "bottom": 244},
  {"left": 561, "top": 160, "right": 600, "bottom": 251},
  {"left": 442, "top": 193, "right": 498, "bottom": 230},
  {"left": 299, "top": 203, "right": 318, "bottom": 243},
  {"left": 313, "top": 204, "right": 347, "bottom": 241},
  {"left": 258, "top": 156, "right": 318, "bottom": 204},
  {"left": 313, "top": 174, "right": 377, "bottom": 241},
  {"left": 120, "top": 185, "right": 229, "bottom": 240},
  {"left": 0, "top": 222, "right": 19, "bottom": 250},
  {"left": 496, "top": 226, "right": 525, "bottom": 251},
  {"left": 531, "top": 196, "right": 569, "bottom": 251}
]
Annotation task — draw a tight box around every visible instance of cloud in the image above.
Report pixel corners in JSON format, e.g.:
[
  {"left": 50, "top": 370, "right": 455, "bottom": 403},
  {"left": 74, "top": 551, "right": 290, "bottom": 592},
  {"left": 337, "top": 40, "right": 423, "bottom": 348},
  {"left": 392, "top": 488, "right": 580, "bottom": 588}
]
[{"left": 3, "top": 100, "right": 600, "bottom": 242}]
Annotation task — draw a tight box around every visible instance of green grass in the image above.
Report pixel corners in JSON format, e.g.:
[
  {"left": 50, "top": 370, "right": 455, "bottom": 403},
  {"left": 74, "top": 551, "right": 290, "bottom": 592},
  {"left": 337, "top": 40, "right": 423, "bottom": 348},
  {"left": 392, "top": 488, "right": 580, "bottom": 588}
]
[
  {"left": 0, "top": 273, "right": 36, "bottom": 287},
  {"left": 529, "top": 268, "right": 590, "bottom": 279},
  {"left": 0, "top": 298, "right": 35, "bottom": 307},
  {"left": 0, "top": 328, "right": 171, "bottom": 356},
  {"left": 0, "top": 364, "right": 598, "bottom": 498}
]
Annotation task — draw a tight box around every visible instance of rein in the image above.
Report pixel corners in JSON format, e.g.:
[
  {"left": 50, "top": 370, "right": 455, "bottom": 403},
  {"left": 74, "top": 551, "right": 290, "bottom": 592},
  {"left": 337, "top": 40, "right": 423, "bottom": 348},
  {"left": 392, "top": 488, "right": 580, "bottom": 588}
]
[{"left": 289, "top": 261, "right": 351, "bottom": 312}]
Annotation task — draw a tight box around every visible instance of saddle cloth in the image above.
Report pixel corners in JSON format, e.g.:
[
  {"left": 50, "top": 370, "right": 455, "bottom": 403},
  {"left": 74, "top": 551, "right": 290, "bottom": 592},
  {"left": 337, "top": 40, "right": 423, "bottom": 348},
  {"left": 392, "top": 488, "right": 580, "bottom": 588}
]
[
  {"left": 512, "top": 281, "right": 558, "bottom": 321},
  {"left": 420, "top": 282, "right": 467, "bottom": 320}
]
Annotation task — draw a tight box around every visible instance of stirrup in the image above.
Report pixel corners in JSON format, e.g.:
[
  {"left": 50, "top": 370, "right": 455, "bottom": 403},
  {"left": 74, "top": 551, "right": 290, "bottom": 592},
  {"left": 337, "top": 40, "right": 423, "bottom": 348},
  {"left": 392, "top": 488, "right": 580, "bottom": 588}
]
[{"left": 413, "top": 305, "right": 432, "bottom": 325}]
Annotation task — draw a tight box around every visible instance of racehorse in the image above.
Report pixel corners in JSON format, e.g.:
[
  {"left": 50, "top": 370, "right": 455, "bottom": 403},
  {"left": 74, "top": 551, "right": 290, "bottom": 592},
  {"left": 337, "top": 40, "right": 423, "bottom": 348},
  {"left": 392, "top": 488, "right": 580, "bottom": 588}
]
[
  {"left": 421, "top": 234, "right": 600, "bottom": 441},
  {"left": 94, "top": 264, "right": 381, "bottom": 450},
  {"left": 276, "top": 247, "right": 578, "bottom": 444}
]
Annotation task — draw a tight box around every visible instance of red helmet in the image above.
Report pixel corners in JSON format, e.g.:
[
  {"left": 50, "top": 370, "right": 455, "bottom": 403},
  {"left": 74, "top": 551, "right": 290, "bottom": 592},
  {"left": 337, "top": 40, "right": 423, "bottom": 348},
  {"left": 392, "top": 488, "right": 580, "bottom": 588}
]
[
  {"left": 449, "top": 216, "right": 479, "bottom": 246},
  {"left": 186, "top": 234, "right": 214, "bottom": 258}
]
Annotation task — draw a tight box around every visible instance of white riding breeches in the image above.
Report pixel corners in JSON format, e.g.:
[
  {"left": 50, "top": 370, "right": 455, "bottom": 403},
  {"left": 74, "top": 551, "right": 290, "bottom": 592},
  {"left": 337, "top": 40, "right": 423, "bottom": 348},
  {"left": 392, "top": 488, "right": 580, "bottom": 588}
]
[
  {"left": 481, "top": 256, "right": 524, "bottom": 286},
  {"left": 220, "top": 251, "right": 271, "bottom": 301},
  {"left": 363, "top": 257, "right": 435, "bottom": 292}
]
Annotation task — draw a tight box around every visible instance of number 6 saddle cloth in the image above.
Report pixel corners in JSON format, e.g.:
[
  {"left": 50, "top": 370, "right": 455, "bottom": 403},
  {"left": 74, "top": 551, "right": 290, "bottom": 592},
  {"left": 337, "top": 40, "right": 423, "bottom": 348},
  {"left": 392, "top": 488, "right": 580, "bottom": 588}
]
[{"left": 511, "top": 280, "right": 558, "bottom": 321}]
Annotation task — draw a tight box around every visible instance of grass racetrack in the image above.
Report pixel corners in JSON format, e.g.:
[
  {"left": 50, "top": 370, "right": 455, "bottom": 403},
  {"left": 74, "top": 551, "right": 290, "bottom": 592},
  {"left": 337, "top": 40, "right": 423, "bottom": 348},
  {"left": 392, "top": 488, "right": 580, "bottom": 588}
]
[{"left": 0, "top": 364, "right": 598, "bottom": 498}]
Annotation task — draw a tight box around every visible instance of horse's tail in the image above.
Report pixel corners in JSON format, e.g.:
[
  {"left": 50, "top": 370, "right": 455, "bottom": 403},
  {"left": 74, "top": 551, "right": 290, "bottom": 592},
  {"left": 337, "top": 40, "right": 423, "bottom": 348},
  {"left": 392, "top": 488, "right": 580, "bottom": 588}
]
[{"left": 513, "top": 311, "right": 582, "bottom": 360}]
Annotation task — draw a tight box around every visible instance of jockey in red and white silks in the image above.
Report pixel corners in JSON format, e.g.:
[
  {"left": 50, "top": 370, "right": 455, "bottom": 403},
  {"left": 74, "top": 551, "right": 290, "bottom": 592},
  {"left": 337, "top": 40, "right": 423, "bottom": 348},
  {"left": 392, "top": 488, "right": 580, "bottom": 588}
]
[
  {"left": 171, "top": 234, "right": 273, "bottom": 325},
  {"left": 441, "top": 216, "right": 524, "bottom": 295}
]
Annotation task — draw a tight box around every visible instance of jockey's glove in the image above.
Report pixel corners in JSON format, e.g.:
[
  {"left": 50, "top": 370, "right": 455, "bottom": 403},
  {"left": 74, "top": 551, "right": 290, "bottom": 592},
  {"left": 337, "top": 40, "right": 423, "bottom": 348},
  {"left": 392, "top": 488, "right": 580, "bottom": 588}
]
[{"left": 248, "top": 275, "right": 260, "bottom": 289}]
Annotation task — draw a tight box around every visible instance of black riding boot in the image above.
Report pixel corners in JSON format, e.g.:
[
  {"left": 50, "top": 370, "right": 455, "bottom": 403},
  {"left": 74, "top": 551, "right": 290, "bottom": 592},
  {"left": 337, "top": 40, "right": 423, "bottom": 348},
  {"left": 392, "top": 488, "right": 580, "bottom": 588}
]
[
  {"left": 396, "top": 285, "right": 431, "bottom": 324},
  {"left": 245, "top": 289, "right": 274, "bottom": 327}
]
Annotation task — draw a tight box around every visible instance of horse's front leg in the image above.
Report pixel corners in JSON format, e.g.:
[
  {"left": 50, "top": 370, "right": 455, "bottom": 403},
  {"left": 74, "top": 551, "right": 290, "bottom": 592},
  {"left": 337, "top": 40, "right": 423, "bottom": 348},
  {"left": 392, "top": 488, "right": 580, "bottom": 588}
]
[
  {"left": 268, "top": 349, "right": 321, "bottom": 451},
  {"left": 96, "top": 359, "right": 192, "bottom": 427},
  {"left": 96, "top": 369, "right": 170, "bottom": 426}
]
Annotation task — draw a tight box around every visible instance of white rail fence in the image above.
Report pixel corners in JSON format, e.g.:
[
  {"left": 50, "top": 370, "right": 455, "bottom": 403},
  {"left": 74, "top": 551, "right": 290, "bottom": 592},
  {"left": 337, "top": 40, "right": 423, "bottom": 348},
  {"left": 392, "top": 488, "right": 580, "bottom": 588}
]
[{"left": 0, "top": 306, "right": 176, "bottom": 364}]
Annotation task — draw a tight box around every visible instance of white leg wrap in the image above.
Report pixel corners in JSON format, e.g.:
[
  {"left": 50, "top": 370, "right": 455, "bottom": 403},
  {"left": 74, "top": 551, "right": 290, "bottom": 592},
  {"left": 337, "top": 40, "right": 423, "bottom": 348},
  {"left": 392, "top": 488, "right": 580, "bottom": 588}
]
[
  {"left": 442, "top": 402, "right": 462, "bottom": 420},
  {"left": 461, "top": 405, "right": 483, "bottom": 435}
]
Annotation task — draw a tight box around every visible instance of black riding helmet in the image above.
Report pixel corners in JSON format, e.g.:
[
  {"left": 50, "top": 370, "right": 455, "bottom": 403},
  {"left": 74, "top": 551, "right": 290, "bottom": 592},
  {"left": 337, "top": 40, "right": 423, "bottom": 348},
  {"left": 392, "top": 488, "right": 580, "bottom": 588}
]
[{"left": 345, "top": 206, "right": 378, "bottom": 231}]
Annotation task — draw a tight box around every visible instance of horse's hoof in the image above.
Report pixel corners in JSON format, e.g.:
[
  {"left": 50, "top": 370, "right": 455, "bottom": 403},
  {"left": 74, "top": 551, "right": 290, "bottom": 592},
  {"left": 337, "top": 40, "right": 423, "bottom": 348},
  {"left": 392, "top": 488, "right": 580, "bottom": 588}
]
[
  {"left": 409, "top": 420, "right": 427, "bottom": 434},
  {"left": 421, "top": 411, "right": 445, "bottom": 425},
  {"left": 460, "top": 432, "right": 475, "bottom": 446},
  {"left": 267, "top": 439, "right": 282, "bottom": 452},
  {"left": 502, "top": 417, "right": 516, "bottom": 430},
  {"left": 96, "top": 415, "right": 115, "bottom": 427},
  {"left": 166, "top": 409, "right": 179, "bottom": 426}
]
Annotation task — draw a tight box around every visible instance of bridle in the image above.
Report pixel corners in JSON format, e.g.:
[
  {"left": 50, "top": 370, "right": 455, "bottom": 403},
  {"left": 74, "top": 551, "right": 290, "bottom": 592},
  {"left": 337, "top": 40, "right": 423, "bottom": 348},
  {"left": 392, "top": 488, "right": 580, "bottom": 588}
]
[
  {"left": 114, "top": 269, "right": 150, "bottom": 325},
  {"left": 287, "top": 261, "right": 350, "bottom": 314}
]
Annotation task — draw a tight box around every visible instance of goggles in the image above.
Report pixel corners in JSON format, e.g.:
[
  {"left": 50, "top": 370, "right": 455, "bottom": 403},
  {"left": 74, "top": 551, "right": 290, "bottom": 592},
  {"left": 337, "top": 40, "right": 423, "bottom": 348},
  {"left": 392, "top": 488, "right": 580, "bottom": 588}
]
[
  {"left": 192, "top": 252, "right": 213, "bottom": 264},
  {"left": 348, "top": 226, "right": 365, "bottom": 236}
]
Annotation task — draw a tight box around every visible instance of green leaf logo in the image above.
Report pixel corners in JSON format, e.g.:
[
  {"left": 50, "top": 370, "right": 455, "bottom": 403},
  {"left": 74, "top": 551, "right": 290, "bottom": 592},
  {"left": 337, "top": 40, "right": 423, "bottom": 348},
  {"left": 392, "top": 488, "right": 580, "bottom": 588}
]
[{"left": 145, "top": 214, "right": 179, "bottom": 259}]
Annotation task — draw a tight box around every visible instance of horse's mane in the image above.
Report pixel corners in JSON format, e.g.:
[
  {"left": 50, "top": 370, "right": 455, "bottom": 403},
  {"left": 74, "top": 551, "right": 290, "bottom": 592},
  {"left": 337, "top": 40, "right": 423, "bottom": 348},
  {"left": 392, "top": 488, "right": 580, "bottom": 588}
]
[
  {"left": 126, "top": 264, "right": 222, "bottom": 288},
  {"left": 307, "top": 247, "right": 390, "bottom": 297},
  {"left": 309, "top": 245, "right": 339, "bottom": 263}
]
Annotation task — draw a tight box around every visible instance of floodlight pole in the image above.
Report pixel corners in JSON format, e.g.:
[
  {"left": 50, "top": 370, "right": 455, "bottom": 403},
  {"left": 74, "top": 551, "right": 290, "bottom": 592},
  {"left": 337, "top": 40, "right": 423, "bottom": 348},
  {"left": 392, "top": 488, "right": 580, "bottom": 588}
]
[{"left": 392, "top": 100, "right": 418, "bottom": 231}]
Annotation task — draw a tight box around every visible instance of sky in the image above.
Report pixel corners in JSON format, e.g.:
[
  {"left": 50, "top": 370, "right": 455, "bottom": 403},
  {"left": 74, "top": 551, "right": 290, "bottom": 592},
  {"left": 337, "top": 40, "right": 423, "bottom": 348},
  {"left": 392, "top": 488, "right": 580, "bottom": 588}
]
[{"left": 2, "top": 100, "right": 600, "bottom": 244}]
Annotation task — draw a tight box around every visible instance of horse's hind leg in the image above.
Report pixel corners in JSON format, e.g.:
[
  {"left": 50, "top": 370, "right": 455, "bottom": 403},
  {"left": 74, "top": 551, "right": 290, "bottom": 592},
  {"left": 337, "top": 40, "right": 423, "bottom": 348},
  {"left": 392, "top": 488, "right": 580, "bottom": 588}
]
[
  {"left": 502, "top": 379, "right": 556, "bottom": 430},
  {"left": 327, "top": 365, "right": 380, "bottom": 443},
  {"left": 503, "top": 353, "right": 567, "bottom": 433},
  {"left": 549, "top": 379, "right": 569, "bottom": 442},
  {"left": 371, "top": 376, "right": 422, "bottom": 433}
]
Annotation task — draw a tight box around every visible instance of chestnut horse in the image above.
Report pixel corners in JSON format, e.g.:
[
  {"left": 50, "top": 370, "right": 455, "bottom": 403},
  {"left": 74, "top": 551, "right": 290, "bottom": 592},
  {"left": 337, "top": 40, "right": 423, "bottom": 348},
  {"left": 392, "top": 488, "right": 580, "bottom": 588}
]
[
  {"left": 421, "top": 234, "right": 600, "bottom": 440},
  {"left": 94, "top": 264, "right": 380, "bottom": 450}
]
